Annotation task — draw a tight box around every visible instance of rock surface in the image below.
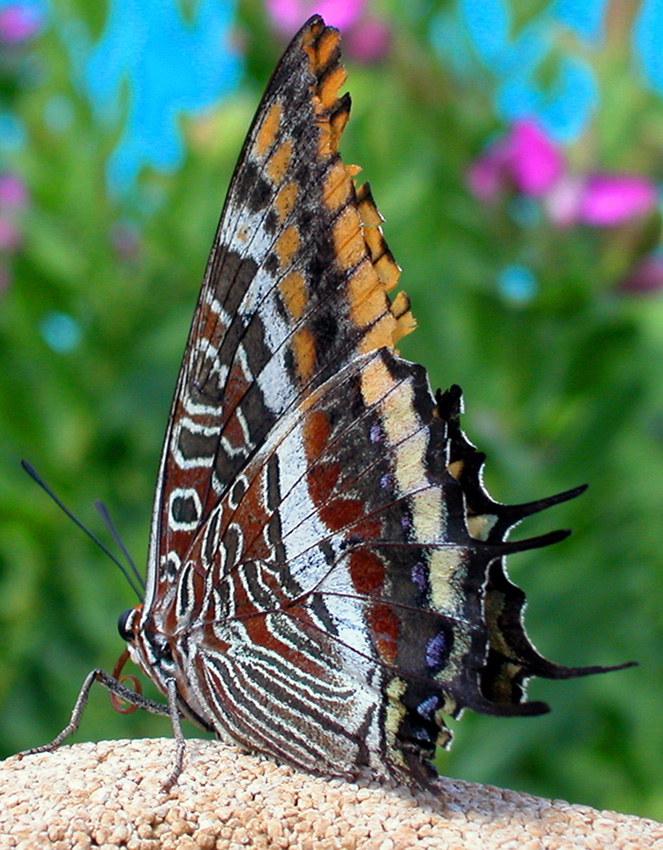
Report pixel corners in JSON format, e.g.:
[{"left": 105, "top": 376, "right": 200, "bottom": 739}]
[{"left": 1, "top": 738, "right": 661, "bottom": 849}]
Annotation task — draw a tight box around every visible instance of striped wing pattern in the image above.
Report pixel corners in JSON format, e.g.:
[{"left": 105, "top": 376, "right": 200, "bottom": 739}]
[{"left": 121, "top": 16, "right": 619, "bottom": 788}]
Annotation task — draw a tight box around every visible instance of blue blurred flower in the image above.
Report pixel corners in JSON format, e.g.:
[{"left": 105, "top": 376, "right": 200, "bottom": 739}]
[
  {"left": 635, "top": 0, "right": 663, "bottom": 95},
  {"left": 497, "top": 264, "right": 538, "bottom": 304},
  {"left": 0, "top": 111, "right": 27, "bottom": 151},
  {"left": 437, "top": 0, "right": 600, "bottom": 141},
  {"left": 82, "top": 0, "right": 241, "bottom": 191},
  {"left": 40, "top": 312, "right": 82, "bottom": 353}
]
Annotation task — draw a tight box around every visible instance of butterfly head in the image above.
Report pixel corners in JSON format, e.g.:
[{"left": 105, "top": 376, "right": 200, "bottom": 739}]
[{"left": 117, "top": 605, "right": 176, "bottom": 686}]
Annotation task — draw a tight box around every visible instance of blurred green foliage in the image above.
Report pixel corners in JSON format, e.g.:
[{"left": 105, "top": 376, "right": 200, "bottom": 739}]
[{"left": 0, "top": 0, "right": 662, "bottom": 821}]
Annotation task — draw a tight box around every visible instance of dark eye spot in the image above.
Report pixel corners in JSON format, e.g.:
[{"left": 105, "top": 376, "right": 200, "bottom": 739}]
[{"left": 118, "top": 609, "right": 134, "bottom": 642}]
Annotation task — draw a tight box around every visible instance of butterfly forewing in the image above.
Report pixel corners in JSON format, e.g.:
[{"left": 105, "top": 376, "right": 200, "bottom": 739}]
[{"left": 120, "top": 15, "right": 629, "bottom": 788}]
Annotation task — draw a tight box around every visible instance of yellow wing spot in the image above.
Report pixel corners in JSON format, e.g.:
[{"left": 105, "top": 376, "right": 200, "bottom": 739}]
[
  {"left": 292, "top": 325, "right": 316, "bottom": 383},
  {"left": 378, "top": 254, "right": 402, "bottom": 293},
  {"left": 323, "top": 160, "right": 352, "bottom": 213},
  {"left": 348, "top": 270, "right": 388, "bottom": 330},
  {"left": 333, "top": 205, "right": 366, "bottom": 270},
  {"left": 436, "top": 725, "right": 453, "bottom": 749},
  {"left": 360, "top": 355, "right": 395, "bottom": 407},
  {"left": 275, "top": 225, "right": 300, "bottom": 269},
  {"left": 380, "top": 373, "right": 419, "bottom": 444},
  {"left": 254, "top": 102, "right": 282, "bottom": 159},
  {"left": 348, "top": 259, "right": 381, "bottom": 304},
  {"left": 363, "top": 226, "right": 383, "bottom": 261},
  {"left": 394, "top": 435, "right": 429, "bottom": 492},
  {"left": 319, "top": 65, "right": 347, "bottom": 109},
  {"left": 301, "top": 17, "right": 326, "bottom": 67},
  {"left": 467, "top": 513, "right": 498, "bottom": 540},
  {"left": 278, "top": 270, "right": 307, "bottom": 321},
  {"left": 315, "top": 26, "right": 340, "bottom": 69},
  {"left": 410, "top": 488, "right": 443, "bottom": 542},
  {"left": 384, "top": 677, "right": 408, "bottom": 768},
  {"left": 428, "top": 548, "right": 466, "bottom": 613},
  {"left": 393, "top": 312, "right": 417, "bottom": 345},
  {"left": 447, "top": 460, "right": 464, "bottom": 480},
  {"left": 391, "top": 291, "right": 416, "bottom": 344},
  {"left": 267, "top": 138, "right": 293, "bottom": 184},
  {"left": 316, "top": 118, "right": 331, "bottom": 158},
  {"left": 357, "top": 191, "right": 384, "bottom": 227},
  {"left": 275, "top": 181, "right": 298, "bottom": 223},
  {"left": 329, "top": 104, "right": 349, "bottom": 151},
  {"left": 359, "top": 313, "right": 399, "bottom": 354},
  {"left": 363, "top": 229, "right": 402, "bottom": 293}
]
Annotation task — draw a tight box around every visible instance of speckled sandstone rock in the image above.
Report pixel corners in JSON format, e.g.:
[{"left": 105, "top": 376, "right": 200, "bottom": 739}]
[{"left": 1, "top": 739, "right": 660, "bottom": 849}]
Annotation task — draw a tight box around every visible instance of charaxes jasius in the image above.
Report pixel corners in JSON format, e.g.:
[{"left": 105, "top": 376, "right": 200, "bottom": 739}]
[{"left": 23, "top": 15, "right": 631, "bottom": 790}]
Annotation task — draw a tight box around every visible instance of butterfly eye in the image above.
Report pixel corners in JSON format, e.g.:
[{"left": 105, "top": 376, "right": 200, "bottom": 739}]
[{"left": 117, "top": 609, "right": 134, "bottom": 642}]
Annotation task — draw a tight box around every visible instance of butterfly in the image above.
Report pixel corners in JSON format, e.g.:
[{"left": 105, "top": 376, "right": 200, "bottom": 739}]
[{"left": 22, "top": 15, "right": 632, "bottom": 791}]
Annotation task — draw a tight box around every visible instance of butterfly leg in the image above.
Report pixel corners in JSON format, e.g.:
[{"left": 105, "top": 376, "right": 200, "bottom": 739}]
[
  {"left": 17, "top": 668, "right": 171, "bottom": 758},
  {"left": 160, "top": 678, "right": 186, "bottom": 793}
]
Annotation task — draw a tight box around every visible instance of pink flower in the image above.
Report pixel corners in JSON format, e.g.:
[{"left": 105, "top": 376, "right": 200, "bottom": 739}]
[
  {"left": 545, "top": 174, "right": 658, "bottom": 227},
  {"left": 0, "top": 173, "right": 28, "bottom": 210},
  {"left": 267, "top": 0, "right": 366, "bottom": 35},
  {"left": 469, "top": 120, "right": 658, "bottom": 228},
  {"left": 467, "top": 120, "right": 563, "bottom": 202},
  {"left": 466, "top": 143, "right": 510, "bottom": 202},
  {"left": 508, "top": 121, "right": 564, "bottom": 196},
  {"left": 0, "top": 3, "right": 43, "bottom": 44},
  {"left": 266, "top": 1, "right": 391, "bottom": 62},
  {"left": 343, "top": 16, "right": 391, "bottom": 63},
  {"left": 576, "top": 175, "right": 658, "bottom": 227}
]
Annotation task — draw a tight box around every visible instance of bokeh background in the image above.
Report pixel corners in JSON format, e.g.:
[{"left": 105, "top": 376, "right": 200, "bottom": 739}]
[{"left": 1, "top": 0, "right": 662, "bottom": 820}]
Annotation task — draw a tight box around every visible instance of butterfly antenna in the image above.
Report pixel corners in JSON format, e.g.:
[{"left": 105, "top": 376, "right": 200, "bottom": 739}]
[
  {"left": 95, "top": 500, "right": 144, "bottom": 591},
  {"left": 21, "top": 460, "right": 143, "bottom": 601}
]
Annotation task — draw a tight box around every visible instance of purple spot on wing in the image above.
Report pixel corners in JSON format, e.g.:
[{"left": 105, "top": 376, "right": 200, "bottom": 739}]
[
  {"left": 369, "top": 422, "right": 383, "bottom": 443},
  {"left": 416, "top": 694, "right": 441, "bottom": 720},
  {"left": 426, "top": 631, "right": 448, "bottom": 670},
  {"left": 411, "top": 562, "right": 428, "bottom": 592},
  {"left": 380, "top": 473, "right": 392, "bottom": 489}
]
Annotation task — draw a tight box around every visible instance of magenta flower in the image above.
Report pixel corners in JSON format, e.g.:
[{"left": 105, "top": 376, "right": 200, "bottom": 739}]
[
  {"left": 265, "top": 0, "right": 391, "bottom": 62},
  {"left": 507, "top": 121, "right": 564, "bottom": 197},
  {"left": 267, "top": 0, "right": 366, "bottom": 35},
  {"left": 468, "top": 120, "right": 658, "bottom": 228},
  {"left": 545, "top": 174, "right": 658, "bottom": 227},
  {"left": 0, "top": 3, "right": 43, "bottom": 44},
  {"left": 467, "top": 120, "right": 563, "bottom": 202},
  {"left": 576, "top": 175, "right": 658, "bottom": 227},
  {"left": 0, "top": 172, "right": 28, "bottom": 210},
  {"left": 341, "top": 16, "right": 391, "bottom": 62}
]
